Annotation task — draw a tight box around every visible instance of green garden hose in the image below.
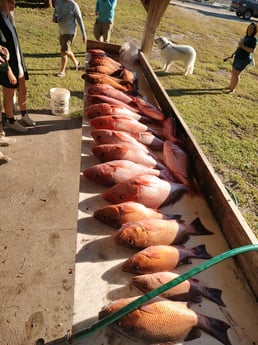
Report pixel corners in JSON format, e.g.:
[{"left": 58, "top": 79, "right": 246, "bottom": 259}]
[{"left": 73, "top": 244, "right": 257, "bottom": 341}]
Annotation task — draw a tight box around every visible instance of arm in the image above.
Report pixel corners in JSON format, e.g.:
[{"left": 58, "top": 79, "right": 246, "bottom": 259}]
[
  {"left": 96, "top": 0, "right": 100, "bottom": 16},
  {"left": 74, "top": 4, "right": 87, "bottom": 42},
  {"left": 238, "top": 41, "right": 255, "bottom": 53},
  {"left": 238, "top": 37, "right": 256, "bottom": 53},
  {"left": 0, "top": 46, "right": 10, "bottom": 61}
]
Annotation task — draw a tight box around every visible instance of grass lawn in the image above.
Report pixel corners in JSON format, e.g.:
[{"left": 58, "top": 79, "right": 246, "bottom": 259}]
[{"left": 13, "top": 0, "right": 257, "bottom": 234}]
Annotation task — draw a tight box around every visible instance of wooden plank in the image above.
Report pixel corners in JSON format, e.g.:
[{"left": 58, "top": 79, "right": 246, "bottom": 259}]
[
  {"left": 139, "top": 51, "right": 258, "bottom": 299},
  {"left": 87, "top": 40, "right": 121, "bottom": 56},
  {"left": 141, "top": 0, "right": 170, "bottom": 58}
]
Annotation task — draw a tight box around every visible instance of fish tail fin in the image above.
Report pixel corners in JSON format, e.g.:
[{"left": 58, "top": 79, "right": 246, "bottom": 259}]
[
  {"left": 187, "top": 178, "right": 202, "bottom": 197},
  {"left": 165, "top": 214, "right": 182, "bottom": 220},
  {"left": 198, "top": 314, "right": 232, "bottom": 345},
  {"left": 204, "top": 287, "right": 226, "bottom": 307},
  {"left": 192, "top": 244, "right": 212, "bottom": 259},
  {"left": 189, "top": 217, "right": 214, "bottom": 236}
]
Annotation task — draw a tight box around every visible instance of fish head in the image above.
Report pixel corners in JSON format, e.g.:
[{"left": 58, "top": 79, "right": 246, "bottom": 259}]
[
  {"left": 83, "top": 164, "right": 114, "bottom": 185},
  {"left": 92, "top": 144, "right": 117, "bottom": 162},
  {"left": 103, "top": 181, "right": 139, "bottom": 204},
  {"left": 114, "top": 222, "right": 143, "bottom": 248},
  {"left": 114, "top": 223, "right": 147, "bottom": 248},
  {"left": 122, "top": 251, "right": 151, "bottom": 274},
  {"left": 89, "top": 116, "right": 114, "bottom": 130},
  {"left": 94, "top": 205, "right": 121, "bottom": 228},
  {"left": 99, "top": 296, "right": 139, "bottom": 320},
  {"left": 90, "top": 129, "right": 113, "bottom": 144},
  {"left": 132, "top": 274, "right": 152, "bottom": 293}
]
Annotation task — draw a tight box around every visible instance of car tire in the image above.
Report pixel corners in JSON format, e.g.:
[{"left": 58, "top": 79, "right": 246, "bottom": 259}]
[
  {"left": 236, "top": 11, "right": 242, "bottom": 17},
  {"left": 243, "top": 10, "right": 252, "bottom": 19}
]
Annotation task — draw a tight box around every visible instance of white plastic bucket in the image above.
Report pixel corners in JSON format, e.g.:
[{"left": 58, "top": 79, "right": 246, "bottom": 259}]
[{"left": 49, "top": 88, "right": 70, "bottom": 115}]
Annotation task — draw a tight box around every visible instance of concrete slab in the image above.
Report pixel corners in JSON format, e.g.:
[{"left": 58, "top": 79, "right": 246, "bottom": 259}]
[{"left": 0, "top": 113, "right": 82, "bottom": 345}]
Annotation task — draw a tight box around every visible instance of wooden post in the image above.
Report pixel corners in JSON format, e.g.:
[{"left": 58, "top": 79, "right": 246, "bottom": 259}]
[{"left": 141, "top": 0, "right": 170, "bottom": 58}]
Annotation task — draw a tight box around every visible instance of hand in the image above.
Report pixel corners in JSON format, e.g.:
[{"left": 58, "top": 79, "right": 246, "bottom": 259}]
[
  {"left": 7, "top": 68, "right": 17, "bottom": 85},
  {"left": 0, "top": 46, "right": 10, "bottom": 60}
]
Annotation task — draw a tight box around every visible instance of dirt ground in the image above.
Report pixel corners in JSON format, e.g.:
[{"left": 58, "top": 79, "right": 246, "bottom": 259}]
[{"left": 0, "top": 113, "right": 82, "bottom": 345}]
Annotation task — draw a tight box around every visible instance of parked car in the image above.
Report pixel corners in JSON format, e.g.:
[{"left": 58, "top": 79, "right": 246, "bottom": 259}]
[{"left": 230, "top": 0, "right": 258, "bottom": 19}]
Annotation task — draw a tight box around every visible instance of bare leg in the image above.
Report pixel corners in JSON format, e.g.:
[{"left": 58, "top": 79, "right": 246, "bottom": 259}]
[
  {"left": 17, "top": 76, "right": 27, "bottom": 112},
  {"left": 229, "top": 67, "right": 242, "bottom": 93},
  {"left": 2, "top": 86, "right": 15, "bottom": 120},
  {"left": 60, "top": 51, "right": 79, "bottom": 73},
  {"left": 60, "top": 52, "right": 68, "bottom": 74}
]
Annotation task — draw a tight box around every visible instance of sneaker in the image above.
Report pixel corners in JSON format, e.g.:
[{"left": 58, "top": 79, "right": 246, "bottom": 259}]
[
  {"left": 56, "top": 72, "right": 65, "bottom": 77},
  {"left": 0, "top": 135, "right": 16, "bottom": 146},
  {"left": 21, "top": 113, "right": 36, "bottom": 126},
  {"left": 8, "top": 120, "right": 28, "bottom": 132},
  {"left": 0, "top": 151, "right": 11, "bottom": 165}
]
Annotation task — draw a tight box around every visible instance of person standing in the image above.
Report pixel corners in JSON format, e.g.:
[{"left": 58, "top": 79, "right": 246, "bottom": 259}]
[
  {"left": 94, "top": 0, "right": 117, "bottom": 43},
  {"left": 0, "top": 44, "right": 16, "bottom": 147},
  {"left": 0, "top": 0, "right": 36, "bottom": 132},
  {"left": 53, "top": 0, "right": 87, "bottom": 77},
  {"left": 0, "top": 45, "right": 15, "bottom": 163},
  {"left": 227, "top": 22, "right": 257, "bottom": 94}
]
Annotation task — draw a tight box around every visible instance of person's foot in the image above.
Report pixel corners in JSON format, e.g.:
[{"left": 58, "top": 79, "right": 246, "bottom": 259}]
[
  {"left": 56, "top": 72, "right": 65, "bottom": 77},
  {"left": 0, "top": 135, "right": 16, "bottom": 146},
  {"left": 0, "top": 151, "right": 11, "bottom": 165},
  {"left": 228, "top": 89, "right": 235, "bottom": 95},
  {"left": 8, "top": 120, "right": 28, "bottom": 132},
  {"left": 74, "top": 61, "right": 80, "bottom": 70},
  {"left": 21, "top": 113, "right": 36, "bottom": 126}
]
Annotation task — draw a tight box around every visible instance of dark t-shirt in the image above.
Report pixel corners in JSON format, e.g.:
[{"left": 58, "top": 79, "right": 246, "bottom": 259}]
[{"left": 235, "top": 35, "right": 257, "bottom": 61}]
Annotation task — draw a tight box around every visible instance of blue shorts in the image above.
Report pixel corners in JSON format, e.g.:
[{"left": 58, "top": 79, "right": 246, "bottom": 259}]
[{"left": 232, "top": 58, "right": 251, "bottom": 71}]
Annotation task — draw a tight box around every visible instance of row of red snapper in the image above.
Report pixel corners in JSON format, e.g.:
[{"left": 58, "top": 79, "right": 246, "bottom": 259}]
[{"left": 82, "top": 48, "right": 232, "bottom": 345}]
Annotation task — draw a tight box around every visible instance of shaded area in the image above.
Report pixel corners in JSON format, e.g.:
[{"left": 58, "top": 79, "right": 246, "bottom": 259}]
[
  {"left": 15, "top": 0, "right": 53, "bottom": 8},
  {"left": 165, "top": 87, "right": 227, "bottom": 96}
]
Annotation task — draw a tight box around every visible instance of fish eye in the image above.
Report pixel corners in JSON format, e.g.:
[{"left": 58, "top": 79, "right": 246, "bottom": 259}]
[
  {"left": 119, "top": 194, "right": 125, "bottom": 200},
  {"left": 133, "top": 265, "right": 139, "bottom": 271},
  {"left": 127, "top": 238, "right": 134, "bottom": 245}
]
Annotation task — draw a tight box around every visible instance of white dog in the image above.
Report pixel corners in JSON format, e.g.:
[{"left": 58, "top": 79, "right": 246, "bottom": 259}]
[{"left": 154, "top": 36, "right": 196, "bottom": 75}]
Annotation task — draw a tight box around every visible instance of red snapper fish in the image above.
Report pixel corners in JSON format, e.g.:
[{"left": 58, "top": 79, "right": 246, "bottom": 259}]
[
  {"left": 119, "top": 67, "right": 136, "bottom": 83},
  {"left": 92, "top": 143, "right": 166, "bottom": 170},
  {"left": 102, "top": 174, "right": 187, "bottom": 208},
  {"left": 131, "top": 131, "right": 164, "bottom": 151},
  {"left": 83, "top": 72, "right": 133, "bottom": 92},
  {"left": 162, "top": 117, "right": 185, "bottom": 147},
  {"left": 87, "top": 94, "right": 141, "bottom": 114},
  {"left": 114, "top": 217, "right": 213, "bottom": 248},
  {"left": 132, "top": 96, "right": 166, "bottom": 121},
  {"left": 99, "top": 296, "right": 231, "bottom": 345},
  {"left": 94, "top": 201, "right": 181, "bottom": 229},
  {"left": 121, "top": 244, "right": 212, "bottom": 274},
  {"left": 83, "top": 160, "right": 174, "bottom": 186},
  {"left": 86, "top": 65, "right": 121, "bottom": 75},
  {"left": 85, "top": 103, "right": 150, "bottom": 123},
  {"left": 90, "top": 129, "right": 148, "bottom": 149},
  {"left": 89, "top": 115, "right": 162, "bottom": 138},
  {"left": 88, "top": 55, "right": 122, "bottom": 69},
  {"left": 132, "top": 272, "right": 226, "bottom": 306},
  {"left": 163, "top": 140, "right": 200, "bottom": 195},
  {"left": 87, "top": 83, "right": 133, "bottom": 104}
]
